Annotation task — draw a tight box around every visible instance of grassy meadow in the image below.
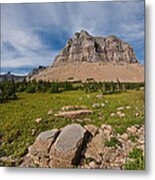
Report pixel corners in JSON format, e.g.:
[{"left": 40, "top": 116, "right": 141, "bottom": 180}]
[{"left": 0, "top": 89, "right": 144, "bottom": 165}]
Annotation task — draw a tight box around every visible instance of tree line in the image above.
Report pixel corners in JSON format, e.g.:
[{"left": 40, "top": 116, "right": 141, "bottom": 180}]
[{"left": 0, "top": 79, "right": 144, "bottom": 103}]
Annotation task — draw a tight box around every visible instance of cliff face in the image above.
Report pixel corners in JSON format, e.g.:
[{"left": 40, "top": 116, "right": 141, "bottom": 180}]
[
  {"left": 29, "top": 30, "right": 144, "bottom": 83},
  {"left": 53, "top": 30, "right": 138, "bottom": 67}
]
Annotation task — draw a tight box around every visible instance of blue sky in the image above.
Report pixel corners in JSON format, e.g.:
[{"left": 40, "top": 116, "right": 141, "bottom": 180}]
[{"left": 1, "top": 1, "right": 144, "bottom": 75}]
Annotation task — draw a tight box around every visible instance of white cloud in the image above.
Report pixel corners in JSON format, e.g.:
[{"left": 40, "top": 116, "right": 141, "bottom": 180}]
[{"left": 1, "top": 1, "right": 144, "bottom": 73}]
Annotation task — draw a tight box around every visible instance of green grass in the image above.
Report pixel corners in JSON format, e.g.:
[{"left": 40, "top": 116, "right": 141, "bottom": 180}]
[
  {"left": 0, "top": 90, "right": 144, "bottom": 160},
  {"left": 124, "top": 148, "right": 145, "bottom": 170},
  {"left": 105, "top": 137, "right": 121, "bottom": 147}
]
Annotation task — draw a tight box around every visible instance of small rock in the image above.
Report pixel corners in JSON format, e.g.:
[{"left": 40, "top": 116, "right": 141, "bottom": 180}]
[
  {"left": 117, "top": 107, "right": 124, "bottom": 111},
  {"left": 87, "top": 95, "right": 90, "bottom": 98},
  {"left": 101, "top": 124, "right": 112, "bottom": 132},
  {"left": 110, "top": 112, "right": 116, "bottom": 117},
  {"left": 75, "top": 119, "right": 83, "bottom": 123},
  {"left": 125, "top": 106, "right": 131, "bottom": 110},
  {"left": 20, "top": 155, "right": 35, "bottom": 168},
  {"left": 136, "top": 145, "right": 144, "bottom": 152},
  {"left": 116, "top": 111, "right": 122, "bottom": 116},
  {"left": 47, "top": 110, "right": 53, "bottom": 115},
  {"left": 101, "top": 103, "right": 105, "bottom": 107},
  {"left": 89, "top": 161, "right": 96, "bottom": 168},
  {"left": 92, "top": 103, "right": 100, "bottom": 108},
  {"left": 35, "top": 118, "right": 42, "bottom": 123},
  {"left": 96, "top": 94, "right": 103, "bottom": 98},
  {"left": 140, "top": 87, "right": 144, "bottom": 91},
  {"left": 100, "top": 124, "right": 113, "bottom": 141},
  {"left": 83, "top": 118, "right": 92, "bottom": 122},
  {"left": 84, "top": 124, "right": 98, "bottom": 137},
  {"left": 105, "top": 100, "right": 108, "bottom": 104},
  {"left": 137, "top": 139, "right": 144, "bottom": 145},
  {"left": 127, "top": 126, "right": 137, "bottom": 134},
  {"left": 61, "top": 105, "right": 87, "bottom": 111},
  {"left": 120, "top": 133, "right": 128, "bottom": 140},
  {"left": 119, "top": 113, "right": 125, "bottom": 118},
  {"left": 135, "top": 112, "right": 140, "bottom": 117},
  {"left": 31, "top": 129, "right": 36, "bottom": 136}
]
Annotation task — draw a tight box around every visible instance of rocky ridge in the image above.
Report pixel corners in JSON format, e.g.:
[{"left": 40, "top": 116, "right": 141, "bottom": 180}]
[{"left": 53, "top": 30, "right": 138, "bottom": 66}]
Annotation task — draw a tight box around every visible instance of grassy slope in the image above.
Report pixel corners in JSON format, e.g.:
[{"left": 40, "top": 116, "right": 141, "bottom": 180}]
[{"left": 0, "top": 90, "right": 144, "bottom": 159}]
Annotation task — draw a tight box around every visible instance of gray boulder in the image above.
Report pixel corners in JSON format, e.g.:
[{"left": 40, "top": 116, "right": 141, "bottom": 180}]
[
  {"left": 49, "top": 124, "right": 88, "bottom": 168},
  {"left": 28, "top": 129, "right": 60, "bottom": 167}
]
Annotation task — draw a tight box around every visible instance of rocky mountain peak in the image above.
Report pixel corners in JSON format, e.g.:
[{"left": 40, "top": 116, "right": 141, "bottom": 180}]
[
  {"left": 73, "top": 30, "right": 91, "bottom": 39},
  {"left": 52, "top": 30, "right": 138, "bottom": 67}
]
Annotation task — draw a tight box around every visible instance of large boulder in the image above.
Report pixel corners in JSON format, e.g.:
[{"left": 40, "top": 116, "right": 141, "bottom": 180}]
[
  {"left": 49, "top": 124, "right": 88, "bottom": 168},
  {"left": 28, "top": 129, "right": 60, "bottom": 167}
]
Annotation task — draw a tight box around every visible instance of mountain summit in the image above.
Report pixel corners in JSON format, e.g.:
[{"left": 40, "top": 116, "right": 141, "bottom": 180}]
[
  {"left": 29, "top": 30, "right": 144, "bottom": 82},
  {"left": 53, "top": 30, "right": 138, "bottom": 67}
]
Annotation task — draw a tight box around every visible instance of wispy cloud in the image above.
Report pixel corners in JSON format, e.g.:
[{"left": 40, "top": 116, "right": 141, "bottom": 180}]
[{"left": 1, "top": 1, "right": 144, "bottom": 74}]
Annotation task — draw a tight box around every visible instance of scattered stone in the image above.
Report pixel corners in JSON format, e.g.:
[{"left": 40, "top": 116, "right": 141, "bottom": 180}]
[
  {"left": 101, "top": 124, "right": 113, "bottom": 132},
  {"left": 61, "top": 105, "right": 87, "bottom": 111},
  {"left": 54, "top": 109, "right": 93, "bottom": 118},
  {"left": 120, "top": 133, "right": 128, "bottom": 141},
  {"left": 105, "top": 100, "right": 108, "bottom": 104},
  {"left": 92, "top": 103, "right": 100, "bottom": 108},
  {"left": 83, "top": 118, "right": 92, "bottom": 123},
  {"left": 74, "top": 119, "right": 84, "bottom": 123},
  {"left": 125, "top": 106, "right": 131, "bottom": 110},
  {"left": 47, "top": 110, "right": 53, "bottom": 115},
  {"left": 140, "top": 87, "right": 144, "bottom": 91},
  {"left": 116, "top": 111, "right": 122, "bottom": 116},
  {"left": 96, "top": 94, "right": 103, "bottom": 98},
  {"left": 100, "top": 124, "right": 114, "bottom": 141},
  {"left": 127, "top": 126, "right": 137, "bottom": 134},
  {"left": 87, "top": 95, "right": 90, "bottom": 98},
  {"left": 119, "top": 113, "right": 125, "bottom": 118},
  {"left": 31, "top": 129, "right": 36, "bottom": 136},
  {"left": 117, "top": 107, "right": 124, "bottom": 111},
  {"left": 84, "top": 124, "right": 98, "bottom": 137},
  {"left": 35, "top": 118, "right": 43, "bottom": 123},
  {"left": 101, "top": 103, "right": 105, "bottom": 107},
  {"left": 0, "top": 156, "right": 16, "bottom": 166},
  {"left": 89, "top": 161, "right": 96, "bottom": 168},
  {"left": 110, "top": 112, "right": 116, "bottom": 117},
  {"left": 20, "top": 155, "right": 35, "bottom": 168},
  {"left": 135, "top": 112, "right": 140, "bottom": 117},
  {"left": 136, "top": 144, "right": 144, "bottom": 152}
]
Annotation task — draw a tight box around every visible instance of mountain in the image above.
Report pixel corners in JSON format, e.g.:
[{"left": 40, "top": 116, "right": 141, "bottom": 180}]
[
  {"left": 26, "top": 66, "right": 46, "bottom": 79},
  {"left": 29, "top": 30, "right": 144, "bottom": 82},
  {"left": 0, "top": 72, "right": 26, "bottom": 82},
  {"left": 53, "top": 30, "right": 138, "bottom": 66}
]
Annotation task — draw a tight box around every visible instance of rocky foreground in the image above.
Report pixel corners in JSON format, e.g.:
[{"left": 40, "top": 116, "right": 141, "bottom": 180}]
[{"left": 20, "top": 123, "right": 144, "bottom": 169}]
